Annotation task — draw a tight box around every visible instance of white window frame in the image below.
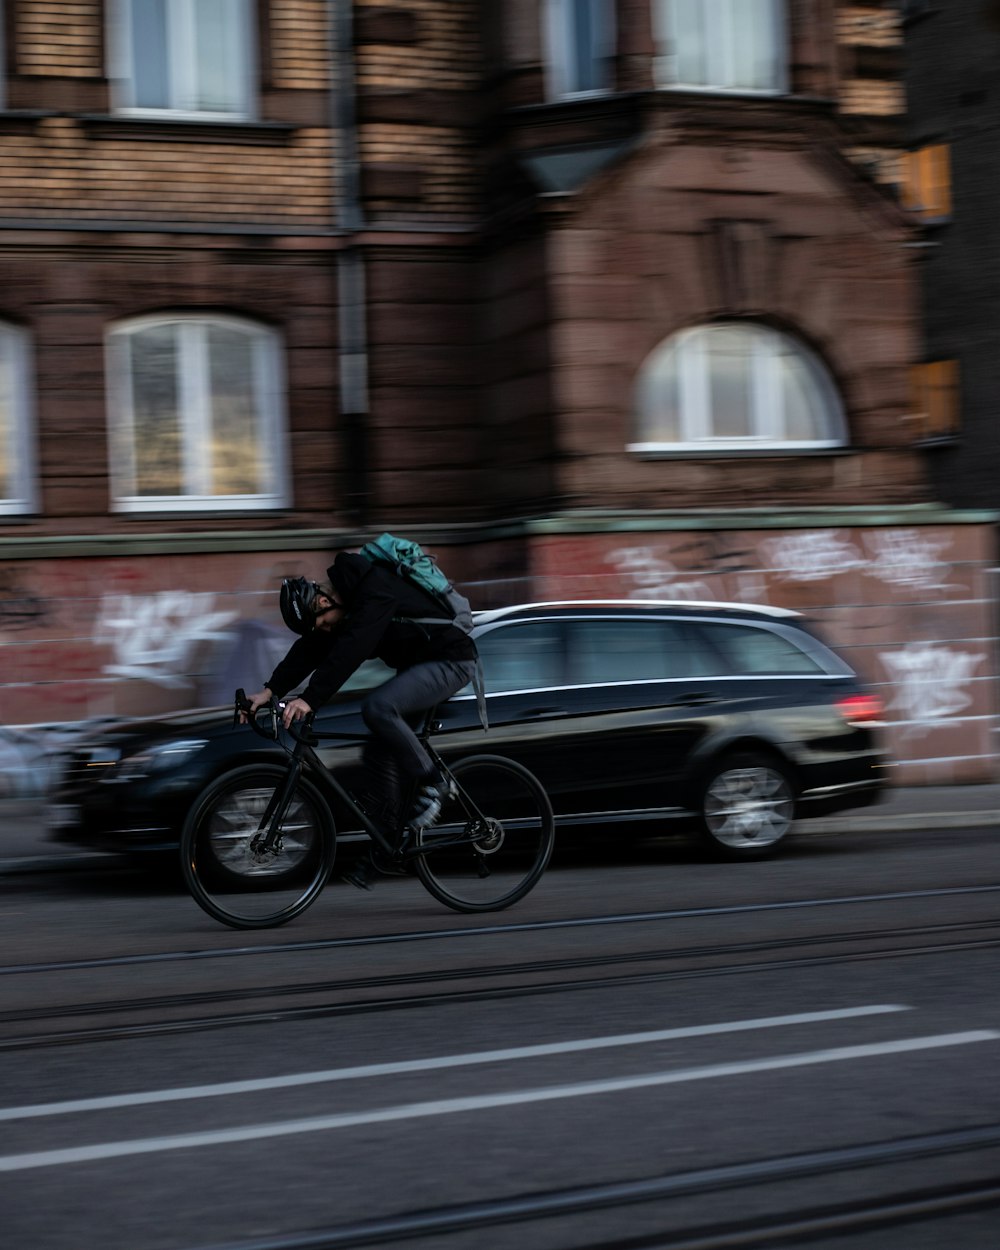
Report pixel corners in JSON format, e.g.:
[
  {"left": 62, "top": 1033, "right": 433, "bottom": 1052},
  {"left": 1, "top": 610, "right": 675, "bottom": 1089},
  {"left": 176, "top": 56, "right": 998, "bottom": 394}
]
[
  {"left": 544, "top": 0, "right": 616, "bottom": 100},
  {"left": 106, "top": 314, "right": 289, "bottom": 513},
  {"left": 109, "top": 0, "right": 256, "bottom": 120},
  {"left": 652, "top": 0, "right": 788, "bottom": 95},
  {"left": 0, "top": 325, "right": 37, "bottom": 517},
  {"left": 631, "top": 323, "right": 846, "bottom": 453}
]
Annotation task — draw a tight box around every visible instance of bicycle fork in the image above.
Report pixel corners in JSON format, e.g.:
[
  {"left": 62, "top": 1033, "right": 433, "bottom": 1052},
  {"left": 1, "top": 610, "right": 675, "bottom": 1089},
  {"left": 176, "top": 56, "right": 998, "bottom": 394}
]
[{"left": 250, "top": 759, "right": 304, "bottom": 854}]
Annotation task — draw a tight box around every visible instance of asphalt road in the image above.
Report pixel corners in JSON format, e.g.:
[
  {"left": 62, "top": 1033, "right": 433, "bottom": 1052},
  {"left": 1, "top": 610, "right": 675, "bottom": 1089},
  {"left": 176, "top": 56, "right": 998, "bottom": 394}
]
[{"left": 1, "top": 823, "right": 999, "bottom": 1250}]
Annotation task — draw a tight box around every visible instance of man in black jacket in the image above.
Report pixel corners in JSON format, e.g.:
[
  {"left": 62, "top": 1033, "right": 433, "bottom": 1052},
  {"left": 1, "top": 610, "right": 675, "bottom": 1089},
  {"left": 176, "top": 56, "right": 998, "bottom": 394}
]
[{"left": 245, "top": 551, "right": 478, "bottom": 863}]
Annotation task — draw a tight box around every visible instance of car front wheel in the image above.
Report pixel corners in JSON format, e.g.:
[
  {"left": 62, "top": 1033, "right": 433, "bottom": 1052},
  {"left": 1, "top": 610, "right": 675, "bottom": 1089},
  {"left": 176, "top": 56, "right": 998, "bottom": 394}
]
[{"left": 698, "top": 751, "right": 795, "bottom": 860}]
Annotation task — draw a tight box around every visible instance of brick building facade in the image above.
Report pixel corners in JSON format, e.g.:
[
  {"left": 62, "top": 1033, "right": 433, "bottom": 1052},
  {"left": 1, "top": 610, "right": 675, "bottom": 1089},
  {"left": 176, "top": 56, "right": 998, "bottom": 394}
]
[
  {"left": 0, "top": 2, "right": 995, "bottom": 782},
  {"left": 903, "top": 0, "right": 1000, "bottom": 507}
]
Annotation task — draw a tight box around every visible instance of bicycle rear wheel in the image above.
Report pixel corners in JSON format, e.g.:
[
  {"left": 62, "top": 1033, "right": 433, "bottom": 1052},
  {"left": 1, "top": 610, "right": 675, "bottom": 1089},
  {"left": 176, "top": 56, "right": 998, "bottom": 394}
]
[
  {"left": 415, "top": 755, "right": 553, "bottom": 912},
  {"left": 180, "top": 764, "right": 335, "bottom": 929}
]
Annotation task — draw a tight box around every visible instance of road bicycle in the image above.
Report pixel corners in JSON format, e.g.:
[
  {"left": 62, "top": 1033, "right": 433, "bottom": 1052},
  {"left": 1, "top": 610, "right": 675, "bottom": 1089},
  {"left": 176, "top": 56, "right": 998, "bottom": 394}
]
[{"left": 179, "top": 689, "right": 554, "bottom": 930}]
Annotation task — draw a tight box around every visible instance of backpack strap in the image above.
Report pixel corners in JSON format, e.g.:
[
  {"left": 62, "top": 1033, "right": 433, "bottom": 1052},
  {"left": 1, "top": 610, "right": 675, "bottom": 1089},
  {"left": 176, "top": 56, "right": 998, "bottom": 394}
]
[{"left": 471, "top": 657, "right": 488, "bottom": 732}]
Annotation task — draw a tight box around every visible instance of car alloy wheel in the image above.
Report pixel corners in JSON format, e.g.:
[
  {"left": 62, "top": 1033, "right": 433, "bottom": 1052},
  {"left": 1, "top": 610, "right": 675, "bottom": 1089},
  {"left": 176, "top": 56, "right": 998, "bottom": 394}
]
[{"left": 700, "top": 752, "right": 795, "bottom": 859}]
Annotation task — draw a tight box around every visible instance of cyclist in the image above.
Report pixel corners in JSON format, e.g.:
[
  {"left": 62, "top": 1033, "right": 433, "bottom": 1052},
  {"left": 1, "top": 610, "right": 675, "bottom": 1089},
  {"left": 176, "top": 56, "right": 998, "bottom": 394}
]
[{"left": 244, "top": 551, "right": 479, "bottom": 885}]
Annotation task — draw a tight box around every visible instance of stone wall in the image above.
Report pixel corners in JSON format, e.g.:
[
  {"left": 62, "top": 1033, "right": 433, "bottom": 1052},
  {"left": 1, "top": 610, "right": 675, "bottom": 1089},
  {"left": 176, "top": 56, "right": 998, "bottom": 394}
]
[{"left": 1, "top": 519, "right": 995, "bottom": 784}]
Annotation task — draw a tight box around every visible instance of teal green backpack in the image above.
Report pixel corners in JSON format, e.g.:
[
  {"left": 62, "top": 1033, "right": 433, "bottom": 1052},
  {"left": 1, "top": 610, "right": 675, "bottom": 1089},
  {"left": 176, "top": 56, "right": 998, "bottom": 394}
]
[
  {"left": 359, "top": 533, "right": 474, "bottom": 635},
  {"left": 359, "top": 533, "right": 486, "bottom": 728}
]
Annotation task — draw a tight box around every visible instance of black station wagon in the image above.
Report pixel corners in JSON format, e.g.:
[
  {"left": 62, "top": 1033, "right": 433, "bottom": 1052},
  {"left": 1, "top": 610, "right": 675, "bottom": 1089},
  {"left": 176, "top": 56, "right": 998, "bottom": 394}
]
[{"left": 47, "top": 601, "right": 887, "bottom": 862}]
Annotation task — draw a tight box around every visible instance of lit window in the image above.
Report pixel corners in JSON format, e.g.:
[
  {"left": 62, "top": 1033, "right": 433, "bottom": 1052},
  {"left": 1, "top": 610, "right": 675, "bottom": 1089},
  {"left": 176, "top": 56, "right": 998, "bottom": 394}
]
[
  {"left": 544, "top": 0, "right": 616, "bottom": 98},
  {"left": 652, "top": 0, "right": 787, "bottom": 94},
  {"left": 633, "top": 323, "right": 846, "bottom": 452},
  {"left": 0, "top": 324, "right": 36, "bottom": 516},
  {"left": 111, "top": 0, "right": 255, "bottom": 118},
  {"left": 107, "top": 315, "right": 288, "bottom": 512},
  {"left": 900, "top": 144, "right": 951, "bottom": 220},
  {"left": 910, "top": 360, "right": 959, "bottom": 439}
]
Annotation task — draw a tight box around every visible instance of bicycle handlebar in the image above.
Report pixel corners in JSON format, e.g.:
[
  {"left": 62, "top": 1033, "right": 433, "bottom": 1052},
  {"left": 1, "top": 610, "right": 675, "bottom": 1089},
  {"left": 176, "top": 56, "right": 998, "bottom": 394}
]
[{"left": 234, "top": 689, "right": 316, "bottom": 744}]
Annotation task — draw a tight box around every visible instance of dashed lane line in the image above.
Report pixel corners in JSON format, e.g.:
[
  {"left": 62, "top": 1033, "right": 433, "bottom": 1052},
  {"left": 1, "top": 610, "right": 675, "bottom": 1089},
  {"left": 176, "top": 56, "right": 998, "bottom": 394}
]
[
  {"left": 0, "top": 1004, "right": 907, "bottom": 1122},
  {"left": 1, "top": 1029, "right": 996, "bottom": 1173}
]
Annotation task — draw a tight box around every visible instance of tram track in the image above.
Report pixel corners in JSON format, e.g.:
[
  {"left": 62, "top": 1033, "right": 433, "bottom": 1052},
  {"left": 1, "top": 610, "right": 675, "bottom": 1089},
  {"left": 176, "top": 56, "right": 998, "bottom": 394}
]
[
  {"left": 3, "top": 915, "right": 1000, "bottom": 1052},
  {"left": 179, "top": 1123, "right": 1000, "bottom": 1249},
  {"left": 3, "top": 881, "right": 1000, "bottom": 978},
  {"left": 5, "top": 853, "right": 1000, "bottom": 1250}
]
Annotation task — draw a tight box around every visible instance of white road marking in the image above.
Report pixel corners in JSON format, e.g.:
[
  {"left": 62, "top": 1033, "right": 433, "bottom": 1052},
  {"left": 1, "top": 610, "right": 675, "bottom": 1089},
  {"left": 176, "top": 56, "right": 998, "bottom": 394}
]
[
  {"left": 0, "top": 1004, "right": 907, "bottom": 1122},
  {"left": 2, "top": 1030, "right": 996, "bottom": 1173}
]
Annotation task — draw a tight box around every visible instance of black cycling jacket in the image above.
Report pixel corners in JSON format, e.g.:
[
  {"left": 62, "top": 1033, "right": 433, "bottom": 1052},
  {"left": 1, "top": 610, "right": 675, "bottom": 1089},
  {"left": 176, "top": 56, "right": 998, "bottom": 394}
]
[{"left": 265, "top": 551, "right": 477, "bottom": 710}]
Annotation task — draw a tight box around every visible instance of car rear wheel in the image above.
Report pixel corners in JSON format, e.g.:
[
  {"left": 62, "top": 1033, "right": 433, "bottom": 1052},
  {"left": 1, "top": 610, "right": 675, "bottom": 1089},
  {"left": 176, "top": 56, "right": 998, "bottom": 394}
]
[{"left": 698, "top": 751, "right": 795, "bottom": 860}]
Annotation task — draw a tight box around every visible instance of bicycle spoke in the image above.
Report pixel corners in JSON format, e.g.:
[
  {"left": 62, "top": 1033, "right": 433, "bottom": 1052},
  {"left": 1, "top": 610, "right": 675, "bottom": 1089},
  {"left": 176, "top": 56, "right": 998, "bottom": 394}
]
[{"left": 181, "top": 766, "right": 335, "bottom": 929}]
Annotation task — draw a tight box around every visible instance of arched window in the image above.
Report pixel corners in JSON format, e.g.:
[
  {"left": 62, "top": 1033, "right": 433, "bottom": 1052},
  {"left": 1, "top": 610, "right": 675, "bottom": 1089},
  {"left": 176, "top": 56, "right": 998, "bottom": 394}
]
[
  {"left": 106, "top": 314, "right": 289, "bottom": 512},
  {"left": 632, "top": 322, "right": 846, "bottom": 452},
  {"left": 0, "top": 323, "right": 35, "bottom": 516}
]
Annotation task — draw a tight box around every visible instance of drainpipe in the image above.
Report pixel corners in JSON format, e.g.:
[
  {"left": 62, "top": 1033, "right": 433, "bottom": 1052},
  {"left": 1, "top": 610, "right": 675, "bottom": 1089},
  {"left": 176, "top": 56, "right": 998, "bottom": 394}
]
[{"left": 329, "top": 0, "right": 369, "bottom": 526}]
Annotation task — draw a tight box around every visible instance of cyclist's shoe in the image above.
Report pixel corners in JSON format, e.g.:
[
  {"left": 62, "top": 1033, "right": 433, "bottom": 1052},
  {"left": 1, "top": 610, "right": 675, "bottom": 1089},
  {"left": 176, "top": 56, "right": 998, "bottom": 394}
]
[
  {"left": 341, "top": 857, "right": 376, "bottom": 891},
  {"left": 408, "top": 784, "right": 442, "bottom": 831},
  {"left": 408, "top": 776, "right": 457, "bottom": 831}
]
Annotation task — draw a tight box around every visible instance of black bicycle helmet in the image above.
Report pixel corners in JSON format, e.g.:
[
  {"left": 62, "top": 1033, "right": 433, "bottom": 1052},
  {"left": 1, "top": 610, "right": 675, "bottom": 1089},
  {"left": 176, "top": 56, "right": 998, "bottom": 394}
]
[{"left": 279, "top": 577, "right": 321, "bottom": 635}]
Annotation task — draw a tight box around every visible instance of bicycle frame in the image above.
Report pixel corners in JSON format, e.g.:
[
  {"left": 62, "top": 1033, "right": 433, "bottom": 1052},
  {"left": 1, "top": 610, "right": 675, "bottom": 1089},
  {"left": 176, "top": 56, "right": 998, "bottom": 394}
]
[{"left": 242, "top": 697, "right": 479, "bottom": 863}]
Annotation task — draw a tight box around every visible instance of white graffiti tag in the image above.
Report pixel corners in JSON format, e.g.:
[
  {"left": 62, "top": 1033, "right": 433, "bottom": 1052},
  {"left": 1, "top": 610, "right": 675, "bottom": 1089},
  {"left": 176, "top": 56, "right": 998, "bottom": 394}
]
[
  {"left": 865, "top": 530, "right": 962, "bottom": 592},
  {"left": 607, "top": 547, "right": 713, "bottom": 601},
  {"left": 880, "top": 642, "right": 984, "bottom": 732},
  {"left": 762, "top": 531, "right": 866, "bottom": 582},
  {"left": 95, "top": 592, "right": 237, "bottom": 687}
]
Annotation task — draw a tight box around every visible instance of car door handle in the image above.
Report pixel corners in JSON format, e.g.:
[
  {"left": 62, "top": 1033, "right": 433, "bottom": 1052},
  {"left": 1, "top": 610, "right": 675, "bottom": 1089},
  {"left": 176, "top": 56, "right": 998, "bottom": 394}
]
[
  {"left": 669, "top": 693, "right": 720, "bottom": 707},
  {"left": 524, "top": 705, "right": 561, "bottom": 718}
]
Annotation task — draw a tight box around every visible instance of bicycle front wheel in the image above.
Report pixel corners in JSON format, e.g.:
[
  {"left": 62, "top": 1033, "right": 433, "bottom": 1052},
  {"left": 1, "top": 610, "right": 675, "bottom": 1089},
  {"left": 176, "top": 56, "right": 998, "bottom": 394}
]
[
  {"left": 415, "top": 755, "right": 554, "bottom": 912},
  {"left": 180, "top": 764, "right": 335, "bottom": 929}
]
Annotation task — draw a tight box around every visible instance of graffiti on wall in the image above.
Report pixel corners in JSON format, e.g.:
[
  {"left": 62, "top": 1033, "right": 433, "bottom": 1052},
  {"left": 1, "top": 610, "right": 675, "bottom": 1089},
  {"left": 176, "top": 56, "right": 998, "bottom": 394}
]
[
  {"left": 762, "top": 532, "right": 867, "bottom": 584},
  {"left": 880, "top": 642, "right": 985, "bottom": 735},
  {"left": 605, "top": 530, "right": 989, "bottom": 745},
  {"left": 609, "top": 545, "right": 768, "bottom": 605},
  {"left": 865, "top": 529, "right": 962, "bottom": 592},
  {"left": 763, "top": 529, "right": 965, "bottom": 592},
  {"left": 608, "top": 547, "right": 713, "bottom": 601},
  {"left": 94, "top": 592, "right": 238, "bottom": 687},
  {"left": 609, "top": 529, "right": 969, "bottom": 600}
]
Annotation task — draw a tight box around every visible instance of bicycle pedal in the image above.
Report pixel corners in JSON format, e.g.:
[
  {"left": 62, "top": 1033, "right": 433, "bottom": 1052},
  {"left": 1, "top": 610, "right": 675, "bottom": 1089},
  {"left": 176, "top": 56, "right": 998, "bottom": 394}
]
[{"left": 370, "top": 849, "right": 410, "bottom": 878}]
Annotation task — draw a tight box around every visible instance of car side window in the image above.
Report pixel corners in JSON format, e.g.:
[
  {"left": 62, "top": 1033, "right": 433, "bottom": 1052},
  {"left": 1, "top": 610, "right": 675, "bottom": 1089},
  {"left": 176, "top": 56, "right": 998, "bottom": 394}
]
[
  {"left": 339, "top": 657, "right": 395, "bottom": 694},
  {"left": 570, "top": 619, "right": 712, "bottom": 682},
  {"left": 696, "top": 622, "right": 826, "bottom": 675},
  {"left": 475, "top": 621, "right": 568, "bottom": 692}
]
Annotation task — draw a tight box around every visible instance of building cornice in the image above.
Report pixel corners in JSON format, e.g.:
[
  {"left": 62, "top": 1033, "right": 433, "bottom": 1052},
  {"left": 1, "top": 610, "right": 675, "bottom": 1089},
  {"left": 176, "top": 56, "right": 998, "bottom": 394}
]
[{"left": 0, "top": 506, "right": 995, "bottom": 560}]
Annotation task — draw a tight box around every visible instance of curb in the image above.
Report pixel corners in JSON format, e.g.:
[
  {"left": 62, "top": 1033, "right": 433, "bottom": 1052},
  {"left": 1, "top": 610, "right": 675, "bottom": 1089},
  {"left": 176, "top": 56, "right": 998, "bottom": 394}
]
[{"left": 796, "top": 812, "right": 1000, "bottom": 836}]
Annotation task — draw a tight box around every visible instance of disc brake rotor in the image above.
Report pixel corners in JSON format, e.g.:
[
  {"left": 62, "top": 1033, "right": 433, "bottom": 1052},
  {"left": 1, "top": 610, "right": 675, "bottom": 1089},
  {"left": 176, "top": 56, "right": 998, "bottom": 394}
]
[{"left": 471, "top": 817, "right": 504, "bottom": 854}]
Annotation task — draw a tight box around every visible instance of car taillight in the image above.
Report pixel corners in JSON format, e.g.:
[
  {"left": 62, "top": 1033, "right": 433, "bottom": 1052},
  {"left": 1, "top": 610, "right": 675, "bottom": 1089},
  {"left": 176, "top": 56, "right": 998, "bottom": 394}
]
[{"left": 835, "top": 694, "right": 883, "bottom": 723}]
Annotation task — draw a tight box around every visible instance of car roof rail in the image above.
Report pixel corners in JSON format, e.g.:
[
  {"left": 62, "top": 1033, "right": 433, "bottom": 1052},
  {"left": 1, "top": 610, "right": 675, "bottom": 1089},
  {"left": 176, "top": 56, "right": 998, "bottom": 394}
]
[{"left": 472, "top": 600, "right": 802, "bottom": 625}]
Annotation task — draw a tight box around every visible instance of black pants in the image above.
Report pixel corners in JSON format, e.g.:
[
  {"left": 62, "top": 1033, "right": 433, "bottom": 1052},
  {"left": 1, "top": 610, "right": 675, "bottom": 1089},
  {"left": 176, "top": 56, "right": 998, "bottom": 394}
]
[{"left": 360, "top": 658, "right": 476, "bottom": 833}]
